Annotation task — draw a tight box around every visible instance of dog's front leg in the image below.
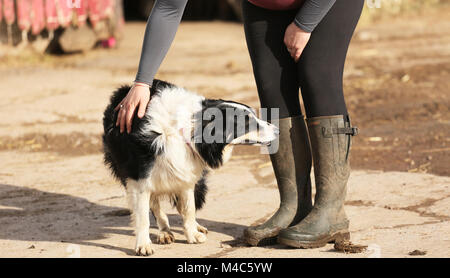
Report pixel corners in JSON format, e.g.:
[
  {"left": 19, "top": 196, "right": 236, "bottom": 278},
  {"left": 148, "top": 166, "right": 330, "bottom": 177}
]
[
  {"left": 127, "top": 181, "right": 154, "bottom": 256},
  {"left": 177, "top": 189, "right": 207, "bottom": 244}
]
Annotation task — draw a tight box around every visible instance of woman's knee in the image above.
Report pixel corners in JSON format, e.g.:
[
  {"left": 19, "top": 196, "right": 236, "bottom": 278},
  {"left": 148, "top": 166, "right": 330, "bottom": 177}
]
[
  {"left": 298, "top": 59, "right": 343, "bottom": 94},
  {"left": 298, "top": 62, "right": 347, "bottom": 117}
]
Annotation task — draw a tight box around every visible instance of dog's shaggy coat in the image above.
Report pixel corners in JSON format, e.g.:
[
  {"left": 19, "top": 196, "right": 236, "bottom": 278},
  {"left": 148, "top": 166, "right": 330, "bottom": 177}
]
[{"left": 102, "top": 80, "right": 277, "bottom": 255}]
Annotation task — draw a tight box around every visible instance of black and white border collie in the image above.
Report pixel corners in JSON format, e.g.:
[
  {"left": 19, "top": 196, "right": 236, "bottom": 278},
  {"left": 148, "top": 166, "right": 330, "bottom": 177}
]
[{"left": 102, "top": 80, "right": 279, "bottom": 256}]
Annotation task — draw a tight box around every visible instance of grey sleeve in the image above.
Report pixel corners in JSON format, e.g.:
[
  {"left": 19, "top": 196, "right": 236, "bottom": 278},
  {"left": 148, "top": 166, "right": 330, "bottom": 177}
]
[
  {"left": 134, "top": 0, "right": 188, "bottom": 86},
  {"left": 294, "top": 0, "right": 336, "bottom": 33}
]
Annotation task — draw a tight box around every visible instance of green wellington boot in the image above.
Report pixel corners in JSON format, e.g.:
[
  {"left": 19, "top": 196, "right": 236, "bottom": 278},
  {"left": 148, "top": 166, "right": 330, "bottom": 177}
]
[
  {"left": 277, "top": 115, "right": 358, "bottom": 248},
  {"left": 244, "top": 116, "right": 313, "bottom": 246}
]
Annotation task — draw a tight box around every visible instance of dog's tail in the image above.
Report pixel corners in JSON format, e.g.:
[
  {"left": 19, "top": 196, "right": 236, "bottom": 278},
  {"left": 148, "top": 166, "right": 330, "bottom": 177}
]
[{"left": 170, "top": 170, "right": 208, "bottom": 210}]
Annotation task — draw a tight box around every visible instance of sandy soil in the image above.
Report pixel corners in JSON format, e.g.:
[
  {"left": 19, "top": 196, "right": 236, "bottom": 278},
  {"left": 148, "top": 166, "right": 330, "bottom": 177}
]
[{"left": 0, "top": 8, "right": 449, "bottom": 258}]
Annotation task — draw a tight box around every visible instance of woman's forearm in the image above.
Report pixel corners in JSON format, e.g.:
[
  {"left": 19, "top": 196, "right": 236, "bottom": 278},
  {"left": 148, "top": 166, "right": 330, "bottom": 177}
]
[
  {"left": 135, "top": 0, "right": 189, "bottom": 86},
  {"left": 294, "top": 0, "right": 336, "bottom": 33}
]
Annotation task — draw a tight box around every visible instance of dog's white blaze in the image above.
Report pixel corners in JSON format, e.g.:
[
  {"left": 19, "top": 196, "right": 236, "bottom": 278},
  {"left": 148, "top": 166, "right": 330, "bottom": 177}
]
[
  {"left": 222, "top": 102, "right": 278, "bottom": 145},
  {"left": 222, "top": 102, "right": 253, "bottom": 114}
]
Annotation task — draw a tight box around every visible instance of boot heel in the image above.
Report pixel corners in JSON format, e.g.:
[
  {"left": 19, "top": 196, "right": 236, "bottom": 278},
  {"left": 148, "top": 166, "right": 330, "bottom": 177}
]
[
  {"left": 327, "top": 232, "right": 350, "bottom": 243},
  {"left": 244, "top": 229, "right": 279, "bottom": 246},
  {"left": 253, "top": 236, "right": 278, "bottom": 247},
  {"left": 334, "top": 232, "right": 350, "bottom": 242}
]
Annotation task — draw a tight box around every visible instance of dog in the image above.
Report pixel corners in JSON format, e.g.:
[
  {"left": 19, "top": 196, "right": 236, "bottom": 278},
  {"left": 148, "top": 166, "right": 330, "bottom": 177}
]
[{"left": 102, "top": 79, "right": 279, "bottom": 256}]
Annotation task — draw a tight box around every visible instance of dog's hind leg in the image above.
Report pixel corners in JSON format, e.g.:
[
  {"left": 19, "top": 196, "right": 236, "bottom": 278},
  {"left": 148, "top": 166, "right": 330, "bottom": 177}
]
[
  {"left": 176, "top": 189, "right": 207, "bottom": 244},
  {"left": 150, "top": 196, "right": 175, "bottom": 244},
  {"left": 127, "top": 180, "right": 154, "bottom": 256}
]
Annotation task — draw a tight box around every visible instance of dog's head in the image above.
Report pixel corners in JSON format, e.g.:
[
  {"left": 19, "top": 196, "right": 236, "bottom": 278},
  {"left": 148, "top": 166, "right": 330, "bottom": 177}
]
[{"left": 192, "top": 99, "right": 279, "bottom": 168}]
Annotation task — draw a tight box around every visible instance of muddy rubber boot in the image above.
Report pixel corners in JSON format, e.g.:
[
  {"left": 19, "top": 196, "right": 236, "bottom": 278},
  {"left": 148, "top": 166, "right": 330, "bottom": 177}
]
[
  {"left": 277, "top": 115, "right": 358, "bottom": 248},
  {"left": 244, "top": 116, "right": 313, "bottom": 246}
]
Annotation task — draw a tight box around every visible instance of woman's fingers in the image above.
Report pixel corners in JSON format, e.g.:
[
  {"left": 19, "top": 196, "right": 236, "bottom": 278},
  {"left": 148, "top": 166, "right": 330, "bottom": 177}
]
[
  {"left": 294, "top": 49, "right": 302, "bottom": 62},
  {"left": 288, "top": 48, "right": 295, "bottom": 57},
  {"left": 287, "top": 46, "right": 296, "bottom": 59},
  {"left": 137, "top": 100, "right": 147, "bottom": 118},
  {"left": 286, "top": 41, "right": 297, "bottom": 59},
  {"left": 117, "top": 103, "right": 136, "bottom": 133},
  {"left": 137, "top": 90, "right": 150, "bottom": 118},
  {"left": 115, "top": 100, "right": 124, "bottom": 127},
  {"left": 116, "top": 106, "right": 124, "bottom": 127},
  {"left": 284, "top": 22, "right": 311, "bottom": 62},
  {"left": 125, "top": 104, "right": 135, "bottom": 134},
  {"left": 119, "top": 106, "right": 128, "bottom": 133},
  {"left": 287, "top": 46, "right": 302, "bottom": 62},
  {"left": 115, "top": 85, "right": 150, "bottom": 133},
  {"left": 114, "top": 100, "right": 122, "bottom": 112}
]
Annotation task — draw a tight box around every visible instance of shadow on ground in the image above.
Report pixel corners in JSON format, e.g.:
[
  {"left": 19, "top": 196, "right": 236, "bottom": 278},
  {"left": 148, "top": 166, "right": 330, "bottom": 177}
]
[{"left": 0, "top": 183, "right": 246, "bottom": 255}]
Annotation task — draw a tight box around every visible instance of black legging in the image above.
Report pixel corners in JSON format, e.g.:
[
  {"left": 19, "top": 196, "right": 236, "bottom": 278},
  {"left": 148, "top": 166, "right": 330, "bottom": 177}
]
[{"left": 243, "top": 0, "right": 364, "bottom": 119}]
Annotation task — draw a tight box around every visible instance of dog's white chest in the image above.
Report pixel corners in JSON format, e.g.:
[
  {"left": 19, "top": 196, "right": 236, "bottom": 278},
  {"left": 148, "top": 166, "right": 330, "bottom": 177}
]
[{"left": 145, "top": 148, "right": 204, "bottom": 194}]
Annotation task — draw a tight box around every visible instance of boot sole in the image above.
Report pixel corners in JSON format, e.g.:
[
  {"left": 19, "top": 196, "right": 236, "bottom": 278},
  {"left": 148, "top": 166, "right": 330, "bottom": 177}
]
[
  {"left": 246, "top": 236, "right": 278, "bottom": 247},
  {"left": 278, "top": 231, "right": 350, "bottom": 249},
  {"left": 244, "top": 229, "right": 281, "bottom": 247}
]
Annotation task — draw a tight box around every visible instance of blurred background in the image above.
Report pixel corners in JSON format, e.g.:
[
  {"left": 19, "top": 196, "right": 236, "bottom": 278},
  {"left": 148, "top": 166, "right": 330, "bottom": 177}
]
[
  {"left": 0, "top": 0, "right": 448, "bottom": 257},
  {"left": 0, "top": 0, "right": 447, "bottom": 174}
]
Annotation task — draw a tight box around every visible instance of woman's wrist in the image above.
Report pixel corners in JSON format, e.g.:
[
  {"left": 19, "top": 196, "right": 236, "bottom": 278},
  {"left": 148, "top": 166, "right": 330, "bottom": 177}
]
[
  {"left": 292, "top": 20, "right": 312, "bottom": 34},
  {"left": 134, "top": 81, "right": 151, "bottom": 88}
]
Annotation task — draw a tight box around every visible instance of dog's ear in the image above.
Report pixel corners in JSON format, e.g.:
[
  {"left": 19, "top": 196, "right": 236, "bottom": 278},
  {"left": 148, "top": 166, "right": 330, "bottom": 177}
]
[
  {"left": 194, "top": 141, "right": 225, "bottom": 169},
  {"left": 193, "top": 99, "right": 230, "bottom": 168}
]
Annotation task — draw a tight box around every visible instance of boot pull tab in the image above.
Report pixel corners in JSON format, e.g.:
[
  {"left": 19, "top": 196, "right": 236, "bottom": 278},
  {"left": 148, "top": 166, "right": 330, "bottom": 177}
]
[
  {"left": 322, "top": 125, "right": 358, "bottom": 162},
  {"left": 321, "top": 127, "right": 359, "bottom": 138}
]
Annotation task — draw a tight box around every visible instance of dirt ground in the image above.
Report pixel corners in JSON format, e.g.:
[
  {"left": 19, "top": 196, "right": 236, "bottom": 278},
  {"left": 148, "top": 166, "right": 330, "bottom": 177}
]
[{"left": 0, "top": 7, "right": 449, "bottom": 258}]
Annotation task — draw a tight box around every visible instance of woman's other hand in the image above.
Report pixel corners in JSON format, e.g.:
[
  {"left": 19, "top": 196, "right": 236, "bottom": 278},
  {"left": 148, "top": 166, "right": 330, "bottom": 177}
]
[
  {"left": 284, "top": 22, "right": 311, "bottom": 62},
  {"left": 114, "top": 83, "right": 151, "bottom": 134}
]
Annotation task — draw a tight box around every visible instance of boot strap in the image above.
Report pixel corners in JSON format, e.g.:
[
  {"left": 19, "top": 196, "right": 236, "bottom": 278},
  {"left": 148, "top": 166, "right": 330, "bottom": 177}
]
[{"left": 322, "top": 127, "right": 358, "bottom": 138}]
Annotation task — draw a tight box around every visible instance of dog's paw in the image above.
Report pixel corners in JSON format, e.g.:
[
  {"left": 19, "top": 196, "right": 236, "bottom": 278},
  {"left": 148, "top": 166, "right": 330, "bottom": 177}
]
[
  {"left": 197, "top": 224, "right": 208, "bottom": 234},
  {"left": 135, "top": 243, "right": 155, "bottom": 256},
  {"left": 157, "top": 231, "right": 175, "bottom": 245},
  {"left": 186, "top": 231, "right": 207, "bottom": 244}
]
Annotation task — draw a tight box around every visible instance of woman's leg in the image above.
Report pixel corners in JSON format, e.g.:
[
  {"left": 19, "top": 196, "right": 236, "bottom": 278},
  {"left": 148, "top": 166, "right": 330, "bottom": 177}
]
[
  {"left": 242, "top": 1, "right": 312, "bottom": 246},
  {"left": 278, "top": 0, "right": 364, "bottom": 248},
  {"left": 243, "top": 1, "right": 300, "bottom": 119},
  {"left": 297, "top": 0, "right": 364, "bottom": 118}
]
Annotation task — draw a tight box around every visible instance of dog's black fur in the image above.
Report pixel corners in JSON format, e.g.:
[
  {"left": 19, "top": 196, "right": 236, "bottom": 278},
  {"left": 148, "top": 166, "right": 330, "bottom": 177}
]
[{"left": 102, "top": 82, "right": 162, "bottom": 185}]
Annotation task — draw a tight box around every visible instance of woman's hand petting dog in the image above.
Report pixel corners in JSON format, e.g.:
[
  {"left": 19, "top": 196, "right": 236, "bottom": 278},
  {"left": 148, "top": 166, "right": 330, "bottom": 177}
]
[
  {"left": 115, "top": 83, "right": 151, "bottom": 134},
  {"left": 284, "top": 22, "right": 311, "bottom": 62}
]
